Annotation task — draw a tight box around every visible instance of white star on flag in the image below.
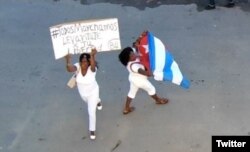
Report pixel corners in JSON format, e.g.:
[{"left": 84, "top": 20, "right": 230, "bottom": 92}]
[{"left": 142, "top": 45, "right": 149, "bottom": 54}]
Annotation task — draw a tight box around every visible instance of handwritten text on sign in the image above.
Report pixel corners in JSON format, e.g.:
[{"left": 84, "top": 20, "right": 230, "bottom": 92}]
[{"left": 50, "top": 18, "right": 121, "bottom": 59}]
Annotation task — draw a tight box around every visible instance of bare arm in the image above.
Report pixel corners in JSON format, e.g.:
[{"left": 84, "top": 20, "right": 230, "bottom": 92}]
[
  {"left": 65, "top": 54, "right": 77, "bottom": 72},
  {"left": 138, "top": 68, "right": 152, "bottom": 77},
  {"left": 90, "top": 48, "right": 97, "bottom": 72}
]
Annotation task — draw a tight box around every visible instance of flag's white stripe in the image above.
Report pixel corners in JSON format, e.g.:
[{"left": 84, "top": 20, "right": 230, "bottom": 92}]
[
  {"left": 154, "top": 37, "right": 166, "bottom": 71},
  {"left": 152, "top": 37, "right": 165, "bottom": 81},
  {"left": 170, "top": 61, "right": 183, "bottom": 85}
]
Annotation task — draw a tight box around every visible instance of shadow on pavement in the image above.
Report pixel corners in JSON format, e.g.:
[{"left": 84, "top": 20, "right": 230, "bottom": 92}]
[{"left": 76, "top": 0, "right": 250, "bottom": 11}]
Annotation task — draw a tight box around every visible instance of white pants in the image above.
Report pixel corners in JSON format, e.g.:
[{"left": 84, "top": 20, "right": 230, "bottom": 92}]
[
  {"left": 128, "top": 77, "right": 156, "bottom": 99},
  {"left": 77, "top": 84, "right": 100, "bottom": 131}
]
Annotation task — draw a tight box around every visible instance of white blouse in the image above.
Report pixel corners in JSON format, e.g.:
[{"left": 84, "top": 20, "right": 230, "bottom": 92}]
[{"left": 74, "top": 63, "right": 98, "bottom": 96}]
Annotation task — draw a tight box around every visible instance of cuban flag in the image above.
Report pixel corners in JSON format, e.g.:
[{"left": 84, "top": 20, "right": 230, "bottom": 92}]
[{"left": 138, "top": 32, "right": 190, "bottom": 89}]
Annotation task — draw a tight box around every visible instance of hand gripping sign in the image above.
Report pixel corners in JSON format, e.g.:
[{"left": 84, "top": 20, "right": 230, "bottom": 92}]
[{"left": 50, "top": 18, "right": 121, "bottom": 59}]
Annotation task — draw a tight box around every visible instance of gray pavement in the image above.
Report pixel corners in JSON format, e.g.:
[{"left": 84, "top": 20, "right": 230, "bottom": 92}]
[{"left": 1, "top": 0, "right": 250, "bottom": 152}]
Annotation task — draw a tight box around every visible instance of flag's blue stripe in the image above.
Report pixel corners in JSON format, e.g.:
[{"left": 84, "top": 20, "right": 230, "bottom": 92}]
[
  {"left": 163, "top": 52, "right": 190, "bottom": 89},
  {"left": 148, "top": 32, "right": 156, "bottom": 71},
  {"left": 163, "top": 51, "right": 174, "bottom": 82},
  {"left": 180, "top": 77, "right": 190, "bottom": 89}
]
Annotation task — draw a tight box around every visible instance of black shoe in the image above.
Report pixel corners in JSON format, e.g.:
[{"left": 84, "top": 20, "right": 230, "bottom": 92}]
[
  {"left": 225, "top": 2, "right": 235, "bottom": 8},
  {"left": 205, "top": 4, "right": 216, "bottom": 10}
]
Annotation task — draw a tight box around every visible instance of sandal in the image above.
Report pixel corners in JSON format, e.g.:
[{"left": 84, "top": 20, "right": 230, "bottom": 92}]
[
  {"left": 156, "top": 98, "right": 169, "bottom": 104},
  {"left": 90, "top": 131, "right": 96, "bottom": 140},
  {"left": 123, "top": 107, "right": 135, "bottom": 115},
  {"left": 97, "top": 102, "right": 102, "bottom": 110}
]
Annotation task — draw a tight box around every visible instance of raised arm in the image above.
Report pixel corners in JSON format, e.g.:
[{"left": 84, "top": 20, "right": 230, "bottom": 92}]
[
  {"left": 90, "top": 48, "right": 97, "bottom": 72},
  {"left": 65, "top": 53, "right": 77, "bottom": 72}
]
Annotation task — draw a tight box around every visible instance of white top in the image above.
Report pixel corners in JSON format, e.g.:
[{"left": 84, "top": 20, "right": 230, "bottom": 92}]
[
  {"left": 127, "top": 59, "right": 147, "bottom": 81},
  {"left": 74, "top": 63, "right": 98, "bottom": 95}
]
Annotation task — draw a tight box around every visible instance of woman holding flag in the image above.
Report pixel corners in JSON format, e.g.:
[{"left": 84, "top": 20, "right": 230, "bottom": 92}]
[
  {"left": 118, "top": 45, "right": 169, "bottom": 115},
  {"left": 119, "top": 30, "right": 190, "bottom": 114}
]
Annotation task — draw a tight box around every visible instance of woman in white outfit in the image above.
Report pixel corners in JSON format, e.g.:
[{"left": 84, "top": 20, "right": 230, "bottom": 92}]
[
  {"left": 65, "top": 48, "right": 102, "bottom": 140},
  {"left": 118, "top": 47, "right": 169, "bottom": 115}
]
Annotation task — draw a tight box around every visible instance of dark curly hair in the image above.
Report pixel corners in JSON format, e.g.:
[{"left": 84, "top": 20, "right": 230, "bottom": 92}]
[
  {"left": 79, "top": 53, "right": 90, "bottom": 63},
  {"left": 118, "top": 47, "right": 133, "bottom": 66},
  {"left": 79, "top": 53, "right": 98, "bottom": 68}
]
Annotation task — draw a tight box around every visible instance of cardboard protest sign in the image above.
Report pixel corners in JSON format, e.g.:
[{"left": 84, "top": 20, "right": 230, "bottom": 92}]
[{"left": 50, "top": 18, "right": 121, "bottom": 59}]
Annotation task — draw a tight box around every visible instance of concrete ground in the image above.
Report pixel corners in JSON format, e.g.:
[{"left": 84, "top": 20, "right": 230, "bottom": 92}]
[{"left": 0, "top": 0, "right": 250, "bottom": 152}]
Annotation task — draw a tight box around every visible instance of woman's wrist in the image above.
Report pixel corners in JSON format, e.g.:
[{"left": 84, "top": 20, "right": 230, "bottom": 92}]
[{"left": 90, "top": 54, "right": 95, "bottom": 59}]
